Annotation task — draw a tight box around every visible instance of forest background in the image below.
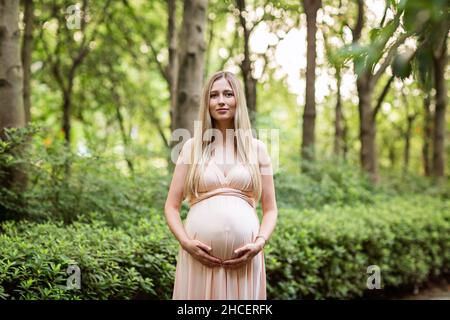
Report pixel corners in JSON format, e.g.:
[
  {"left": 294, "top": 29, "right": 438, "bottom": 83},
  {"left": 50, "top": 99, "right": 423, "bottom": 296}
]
[{"left": 0, "top": 0, "right": 449, "bottom": 299}]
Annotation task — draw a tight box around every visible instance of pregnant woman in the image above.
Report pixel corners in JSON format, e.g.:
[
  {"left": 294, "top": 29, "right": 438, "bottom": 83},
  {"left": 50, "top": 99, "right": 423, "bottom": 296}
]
[{"left": 165, "top": 71, "right": 278, "bottom": 300}]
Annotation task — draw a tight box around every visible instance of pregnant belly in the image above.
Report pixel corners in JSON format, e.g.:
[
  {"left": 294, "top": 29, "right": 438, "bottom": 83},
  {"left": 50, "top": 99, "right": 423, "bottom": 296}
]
[{"left": 184, "top": 196, "right": 259, "bottom": 261}]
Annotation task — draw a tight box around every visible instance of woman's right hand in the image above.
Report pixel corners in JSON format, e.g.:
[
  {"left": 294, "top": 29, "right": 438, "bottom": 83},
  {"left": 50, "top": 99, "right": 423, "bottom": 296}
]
[{"left": 181, "top": 239, "right": 222, "bottom": 267}]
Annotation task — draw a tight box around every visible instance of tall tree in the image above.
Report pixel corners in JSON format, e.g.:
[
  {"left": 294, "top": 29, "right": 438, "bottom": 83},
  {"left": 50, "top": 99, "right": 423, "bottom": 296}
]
[
  {"left": 322, "top": 2, "right": 349, "bottom": 159},
  {"left": 0, "top": 0, "right": 25, "bottom": 140},
  {"left": 301, "top": 0, "right": 321, "bottom": 165},
  {"left": 422, "top": 92, "right": 432, "bottom": 176},
  {"left": 40, "top": 0, "right": 111, "bottom": 147},
  {"left": 21, "top": 0, "right": 34, "bottom": 125},
  {"left": 409, "top": 34, "right": 434, "bottom": 176},
  {"left": 119, "top": 0, "right": 170, "bottom": 150},
  {"left": 349, "top": 0, "right": 410, "bottom": 182},
  {"left": 0, "top": 0, "right": 26, "bottom": 193},
  {"left": 400, "top": 88, "right": 418, "bottom": 174},
  {"left": 236, "top": 0, "right": 257, "bottom": 126},
  {"left": 406, "top": 0, "right": 449, "bottom": 178},
  {"left": 431, "top": 25, "right": 448, "bottom": 178},
  {"left": 333, "top": 68, "right": 346, "bottom": 156},
  {"left": 174, "top": 0, "right": 208, "bottom": 136},
  {"left": 168, "top": 0, "right": 179, "bottom": 135}
]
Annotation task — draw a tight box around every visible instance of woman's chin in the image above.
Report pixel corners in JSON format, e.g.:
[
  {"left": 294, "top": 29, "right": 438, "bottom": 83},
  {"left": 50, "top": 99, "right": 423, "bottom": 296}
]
[{"left": 214, "top": 115, "right": 233, "bottom": 121}]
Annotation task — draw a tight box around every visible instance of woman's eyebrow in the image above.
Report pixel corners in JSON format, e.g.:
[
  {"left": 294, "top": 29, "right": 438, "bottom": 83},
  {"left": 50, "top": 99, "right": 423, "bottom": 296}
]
[{"left": 210, "top": 89, "right": 233, "bottom": 93}]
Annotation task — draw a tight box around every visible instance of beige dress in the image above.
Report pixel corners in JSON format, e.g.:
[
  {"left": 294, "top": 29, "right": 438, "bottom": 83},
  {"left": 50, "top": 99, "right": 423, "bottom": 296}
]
[{"left": 172, "top": 154, "right": 266, "bottom": 300}]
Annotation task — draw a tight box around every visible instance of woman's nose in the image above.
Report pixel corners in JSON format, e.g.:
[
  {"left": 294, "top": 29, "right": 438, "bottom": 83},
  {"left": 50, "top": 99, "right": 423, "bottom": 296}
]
[{"left": 218, "top": 94, "right": 225, "bottom": 104}]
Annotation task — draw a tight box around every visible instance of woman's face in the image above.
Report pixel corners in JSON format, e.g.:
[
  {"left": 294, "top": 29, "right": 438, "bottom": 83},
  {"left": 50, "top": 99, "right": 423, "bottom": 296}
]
[{"left": 209, "top": 77, "right": 236, "bottom": 125}]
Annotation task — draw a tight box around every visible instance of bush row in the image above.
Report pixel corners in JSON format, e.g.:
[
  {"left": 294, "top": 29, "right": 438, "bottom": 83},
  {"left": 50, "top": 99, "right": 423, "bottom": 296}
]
[
  {"left": 1, "top": 196, "right": 448, "bottom": 299},
  {"left": 0, "top": 213, "right": 177, "bottom": 299},
  {"left": 266, "top": 195, "right": 450, "bottom": 299}
]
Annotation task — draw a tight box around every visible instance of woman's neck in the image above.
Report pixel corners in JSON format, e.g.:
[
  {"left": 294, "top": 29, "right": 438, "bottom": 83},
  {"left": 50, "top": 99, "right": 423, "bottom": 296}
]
[
  {"left": 215, "top": 122, "right": 234, "bottom": 138},
  {"left": 214, "top": 121, "right": 235, "bottom": 145}
]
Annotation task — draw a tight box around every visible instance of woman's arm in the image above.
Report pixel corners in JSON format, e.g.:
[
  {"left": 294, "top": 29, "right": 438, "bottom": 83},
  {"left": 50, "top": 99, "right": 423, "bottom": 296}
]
[
  {"left": 254, "top": 139, "right": 278, "bottom": 246},
  {"left": 164, "top": 139, "right": 191, "bottom": 247},
  {"left": 164, "top": 138, "right": 222, "bottom": 267}
]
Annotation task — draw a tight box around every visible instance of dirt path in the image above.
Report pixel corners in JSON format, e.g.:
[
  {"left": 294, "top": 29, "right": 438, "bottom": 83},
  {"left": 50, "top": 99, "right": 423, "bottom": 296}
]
[{"left": 399, "top": 279, "right": 450, "bottom": 300}]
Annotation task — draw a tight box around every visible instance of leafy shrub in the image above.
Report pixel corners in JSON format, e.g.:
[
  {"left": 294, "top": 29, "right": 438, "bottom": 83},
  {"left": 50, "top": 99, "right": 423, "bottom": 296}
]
[
  {"left": 273, "top": 158, "right": 375, "bottom": 210},
  {"left": 0, "top": 126, "right": 169, "bottom": 225},
  {"left": 1, "top": 196, "right": 448, "bottom": 300},
  {"left": 377, "top": 169, "right": 450, "bottom": 200},
  {"left": 0, "top": 212, "right": 178, "bottom": 299},
  {"left": 266, "top": 196, "right": 450, "bottom": 299}
]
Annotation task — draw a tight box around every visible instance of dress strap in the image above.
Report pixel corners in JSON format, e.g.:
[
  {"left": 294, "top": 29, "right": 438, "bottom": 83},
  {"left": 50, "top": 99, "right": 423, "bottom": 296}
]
[{"left": 189, "top": 187, "right": 256, "bottom": 208}]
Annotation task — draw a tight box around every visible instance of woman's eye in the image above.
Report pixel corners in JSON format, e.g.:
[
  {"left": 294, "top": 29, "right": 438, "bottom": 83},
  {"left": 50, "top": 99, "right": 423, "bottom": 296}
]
[{"left": 225, "top": 92, "right": 233, "bottom": 97}]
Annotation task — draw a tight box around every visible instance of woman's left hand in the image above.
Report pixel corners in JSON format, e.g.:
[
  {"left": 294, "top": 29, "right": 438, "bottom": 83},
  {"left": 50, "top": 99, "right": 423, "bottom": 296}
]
[{"left": 222, "top": 240, "right": 264, "bottom": 269}]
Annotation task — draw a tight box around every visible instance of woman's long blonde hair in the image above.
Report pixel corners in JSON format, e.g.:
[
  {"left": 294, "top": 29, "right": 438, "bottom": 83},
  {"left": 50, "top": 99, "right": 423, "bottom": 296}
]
[{"left": 183, "top": 71, "right": 262, "bottom": 204}]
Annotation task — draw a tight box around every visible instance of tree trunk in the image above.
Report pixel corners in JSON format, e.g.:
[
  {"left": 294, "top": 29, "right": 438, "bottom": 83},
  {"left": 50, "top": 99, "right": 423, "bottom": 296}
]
[
  {"left": 174, "top": 0, "right": 208, "bottom": 136},
  {"left": 403, "top": 115, "right": 416, "bottom": 174},
  {"left": 352, "top": 0, "right": 381, "bottom": 183},
  {"left": 21, "top": 0, "right": 34, "bottom": 125},
  {"left": 357, "top": 76, "right": 378, "bottom": 182},
  {"left": 0, "top": 0, "right": 26, "bottom": 209},
  {"left": 236, "top": 0, "right": 257, "bottom": 127},
  {"left": 164, "top": 0, "right": 178, "bottom": 173},
  {"left": 114, "top": 99, "right": 134, "bottom": 175},
  {"left": 242, "top": 62, "right": 257, "bottom": 126},
  {"left": 401, "top": 88, "right": 417, "bottom": 174},
  {"left": 48, "top": 1, "right": 109, "bottom": 149},
  {"left": 301, "top": 0, "right": 321, "bottom": 164},
  {"left": 422, "top": 93, "right": 432, "bottom": 176},
  {"left": 204, "top": 13, "right": 215, "bottom": 81},
  {"left": 62, "top": 89, "right": 72, "bottom": 147},
  {"left": 0, "top": 1, "right": 24, "bottom": 137},
  {"left": 168, "top": 0, "right": 178, "bottom": 134},
  {"left": 342, "top": 115, "right": 349, "bottom": 160},
  {"left": 388, "top": 140, "right": 396, "bottom": 169},
  {"left": 431, "top": 37, "right": 447, "bottom": 178},
  {"left": 333, "top": 72, "right": 343, "bottom": 157}
]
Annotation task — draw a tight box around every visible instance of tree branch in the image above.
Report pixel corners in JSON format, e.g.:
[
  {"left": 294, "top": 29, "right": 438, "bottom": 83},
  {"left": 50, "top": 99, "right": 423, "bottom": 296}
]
[
  {"left": 372, "top": 32, "right": 411, "bottom": 84},
  {"left": 121, "top": 0, "right": 169, "bottom": 84},
  {"left": 249, "top": 0, "right": 270, "bottom": 33},
  {"left": 218, "top": 27, "right": 240, "bottom": 71},
  {"left": 70, "top": 0, "right": 113, "bottom": 77},
  {"left": 351, "top": 0, "right": 364, "bottom": 43},
  {"left": 373, "top": 74, "right": 394, "bottom": 121}
]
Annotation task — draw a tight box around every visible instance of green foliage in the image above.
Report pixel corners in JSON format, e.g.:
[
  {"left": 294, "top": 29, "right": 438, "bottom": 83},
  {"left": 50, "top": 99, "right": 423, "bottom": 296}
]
[
  {"left": 266, "top": 196, "right": 450, "bottom": 299},
  {"left": 0, "top": 125, "right": 38, "bottom": 173},
  {"left": 1, "top": 0, "right": 447, "bottom": 301},
  {"left": 0, "top": 196, "right": 448, "bottom": 300},
  {"left": 0, "top": 215, "right": 178, "bottom": 300},
  {"left": 339, "top": 9, "right": 404, "bottom": 76},
  {"left": 391, "top": 48, "right": 414, "bottom": 79},
  {"left": 0, "top": 126, "right": 169, "bottom": 225},
  {"left": 273, "top": 158, "right": 375, "bottom": 210},
  {"left": 377, "top": 170, "right": 450, "bottom": 200},
  {"left": 408, "top": 0, "right": 449, "bottom": 93},
  {"left": 403, "top": 0, "right": 449, "bottom": 33}
]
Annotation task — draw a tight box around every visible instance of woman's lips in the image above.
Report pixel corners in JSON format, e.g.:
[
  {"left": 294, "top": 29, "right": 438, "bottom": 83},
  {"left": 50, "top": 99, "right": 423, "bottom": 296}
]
[{"left": 217, "top": 109, "right": 228, "bottom": 113}]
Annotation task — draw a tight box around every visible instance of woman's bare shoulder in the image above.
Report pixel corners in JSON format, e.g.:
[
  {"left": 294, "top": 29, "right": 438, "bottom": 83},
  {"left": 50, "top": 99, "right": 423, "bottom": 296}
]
[
  {"left": 252, "top": 138, "right": 272, "bottom": 172},
  {"left": 252, "top": 138, "right": 267, "bottom": 151},
  {"left": 176, "top": 137, "right": 194, "bottom": 165},
  {"left": 184, "top": 137, "right": 194, "bottom": 147}
]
